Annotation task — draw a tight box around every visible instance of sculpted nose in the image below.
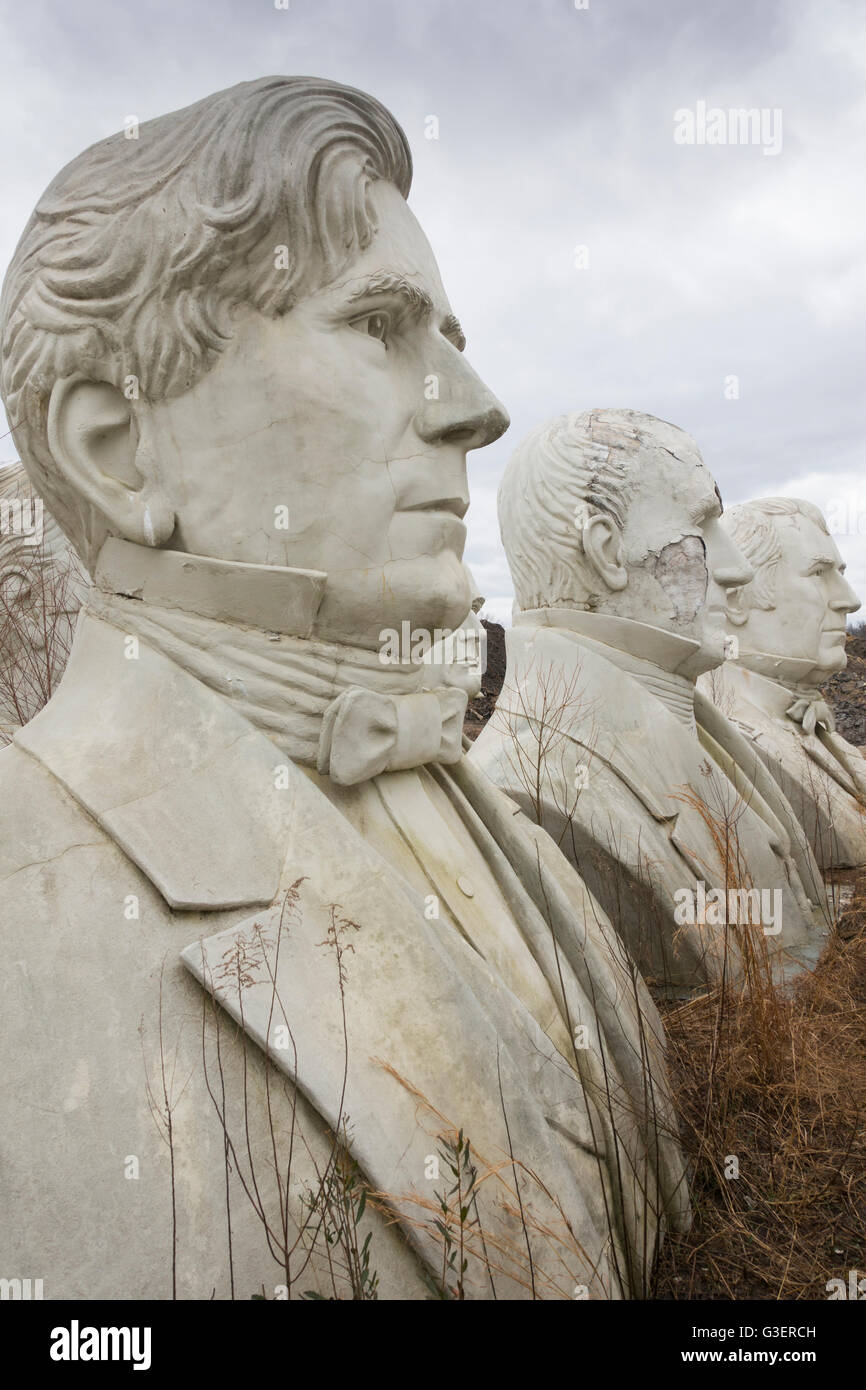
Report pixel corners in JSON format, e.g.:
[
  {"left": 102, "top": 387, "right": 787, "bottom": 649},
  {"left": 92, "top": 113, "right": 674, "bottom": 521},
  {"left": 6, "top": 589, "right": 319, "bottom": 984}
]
[
  {"left": 705, "top": 512, "right": 754, "bottom": 591},
  {"left": 414, "top": 351, "right": 509, "bottom": 450},
  {"left": 713, "top": 528, "right": 754, "bottom": 590},
  {"left": 715, "top": 562, "right": 754, "bottom": 590},
  {"left": 830, "top": 578, "right": 861, "bottom": 614}
]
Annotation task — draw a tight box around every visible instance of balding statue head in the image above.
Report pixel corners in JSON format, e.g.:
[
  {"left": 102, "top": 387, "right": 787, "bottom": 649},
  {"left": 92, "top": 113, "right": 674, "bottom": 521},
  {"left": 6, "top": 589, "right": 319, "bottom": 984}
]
[
  {"left": 1, "top": 76, "right": 508, "bottom": 650},
  {"left": 723, "top": 497, "right": 860, "bottom": 677},
  {"left": 498, "top": 407, "right": 752, "bottom": 678}
]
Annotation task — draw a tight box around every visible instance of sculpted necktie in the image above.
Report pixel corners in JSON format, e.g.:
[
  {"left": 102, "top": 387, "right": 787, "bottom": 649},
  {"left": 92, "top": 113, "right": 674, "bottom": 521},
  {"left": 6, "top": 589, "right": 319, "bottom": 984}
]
[
  {"left": 785, "top": 691, "right": 836, "bottom": 736},
  {"left": 784, "top": 688, "right": 866, "bottom": 798},
  {"left": 317, "top": 684, "right": 467, "bottom": 785}
]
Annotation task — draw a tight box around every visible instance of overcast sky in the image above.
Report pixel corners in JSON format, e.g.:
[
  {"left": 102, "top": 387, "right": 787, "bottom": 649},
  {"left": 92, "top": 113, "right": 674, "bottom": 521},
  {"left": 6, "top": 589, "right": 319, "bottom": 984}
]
[{"left": 1, "top": 0, "right": 863, "bottom": 623}]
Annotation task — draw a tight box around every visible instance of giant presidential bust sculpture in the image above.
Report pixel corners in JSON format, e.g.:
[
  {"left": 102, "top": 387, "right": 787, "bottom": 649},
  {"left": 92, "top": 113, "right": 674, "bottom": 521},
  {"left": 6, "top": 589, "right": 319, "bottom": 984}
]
[
  {"left": 472, "top": 410, "right": 830, "bottom": 997},
  {"left": 0, "top": 78, "right": 688, "bottom": 1299},
  {"left": 701, "top": 498, "right": 866, "bottom": 870}
]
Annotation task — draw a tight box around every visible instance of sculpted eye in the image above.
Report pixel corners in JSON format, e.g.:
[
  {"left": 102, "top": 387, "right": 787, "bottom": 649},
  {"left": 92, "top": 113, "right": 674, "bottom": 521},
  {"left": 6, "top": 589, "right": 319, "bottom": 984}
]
[{"left": 350, "top": 310, "right": 391, "bottom": 348}]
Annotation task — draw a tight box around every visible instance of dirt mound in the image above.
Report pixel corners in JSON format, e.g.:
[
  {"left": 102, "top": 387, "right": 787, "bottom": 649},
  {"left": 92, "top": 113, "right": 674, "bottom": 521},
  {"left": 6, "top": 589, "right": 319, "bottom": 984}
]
[
  {"left": 823, "top": 628, "right": 866, "bottom": 749},
  {"left": 464, "top": 619, "right": 506, "bottom": 741}
]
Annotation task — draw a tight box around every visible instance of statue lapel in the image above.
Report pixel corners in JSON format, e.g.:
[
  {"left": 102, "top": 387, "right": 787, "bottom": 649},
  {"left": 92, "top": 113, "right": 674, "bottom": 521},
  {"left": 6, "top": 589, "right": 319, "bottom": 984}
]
[{"left": 15, "top": 610, "right": 294, "bottom": 910}]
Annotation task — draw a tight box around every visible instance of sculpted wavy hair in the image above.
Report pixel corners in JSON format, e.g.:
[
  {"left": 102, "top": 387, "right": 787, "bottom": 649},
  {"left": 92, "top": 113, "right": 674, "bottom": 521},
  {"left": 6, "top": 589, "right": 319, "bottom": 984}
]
[
  {"left": 499, "top": 408, "right": 694, "bottom": 613},
  {"left": 0, "top": 76, "right": 413, "bottom": 570},
  {"left": 723, "top": 497, "right": 829, "bottom": 623}
]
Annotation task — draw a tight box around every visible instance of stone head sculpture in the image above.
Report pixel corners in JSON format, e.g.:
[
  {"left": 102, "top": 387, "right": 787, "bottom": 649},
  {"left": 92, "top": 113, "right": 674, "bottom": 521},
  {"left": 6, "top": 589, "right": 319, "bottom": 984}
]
[
  {"left": 0, "top": 460, "right": 86, "bottom": 732},
  {"left": 0, "top": 76, "right": 508, "bottom": 653},
  {"left": 498, "top": 408, "right": 752, "bottom": 680},
  {"left": 722, "top": 498, "right": 860, "bottom": 683},
  {"left": 0, "top": 82, "right": 692, "bottom": 1300}
]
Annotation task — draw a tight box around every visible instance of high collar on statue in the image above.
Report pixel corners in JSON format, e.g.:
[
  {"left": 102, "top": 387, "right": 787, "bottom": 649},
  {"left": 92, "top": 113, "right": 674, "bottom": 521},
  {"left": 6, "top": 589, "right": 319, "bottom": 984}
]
[
  {"left": 735, "top": 648, "right": 824, "bottom": 696},
  {"left": 93, "top": 536, "right": 329, "bottom": 638},
  {"left": 87, "top": 537, "right": 467, "bottom": 781},
  {"left": 515, "top": 606, "right": 701, "bottom": 729},
  {"left": 730, "top": 657, "right": 836, "bottom": 734}
]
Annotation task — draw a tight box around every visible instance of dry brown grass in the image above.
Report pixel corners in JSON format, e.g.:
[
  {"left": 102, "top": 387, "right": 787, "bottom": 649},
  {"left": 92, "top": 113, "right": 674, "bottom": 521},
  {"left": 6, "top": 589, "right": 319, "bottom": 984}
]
[
  {"left": 0, "top": 541, "right": 83, "bottom": 739},
  {"left": 655, "top": 880, "right": 866, "bottom": 1300},
  {"left": 476, "top": 643, "right": 866, "bottom": 1300}
]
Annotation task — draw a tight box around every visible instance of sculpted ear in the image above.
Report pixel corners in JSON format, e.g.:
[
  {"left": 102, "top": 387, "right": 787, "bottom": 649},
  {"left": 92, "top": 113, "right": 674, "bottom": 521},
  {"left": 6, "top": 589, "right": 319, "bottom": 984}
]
[
  {"left": 724, "top": 584, "right": 750, "bottom": 627},
  {"left": 46, "top": 375, "right": 175, "bottom": 548},
  {"left": 581, "top": 512, "right": 627, "bottom": 591}
]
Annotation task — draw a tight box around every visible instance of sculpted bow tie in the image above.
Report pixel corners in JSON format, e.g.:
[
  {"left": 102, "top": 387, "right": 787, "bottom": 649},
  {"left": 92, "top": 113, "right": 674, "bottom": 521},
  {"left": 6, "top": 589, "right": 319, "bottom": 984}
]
[
  {"left": 786, "top": 692, "right": 836, "bottom": 736},
  {"left": 317, "top": 685, "right": 468, "bottom": 786}
]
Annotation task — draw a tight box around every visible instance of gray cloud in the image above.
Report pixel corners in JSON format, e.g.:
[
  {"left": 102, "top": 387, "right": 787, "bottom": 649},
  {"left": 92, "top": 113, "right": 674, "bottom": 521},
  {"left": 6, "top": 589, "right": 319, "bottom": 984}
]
[{"left": 1, "top": 0, "right": 863, "bottom": 613}]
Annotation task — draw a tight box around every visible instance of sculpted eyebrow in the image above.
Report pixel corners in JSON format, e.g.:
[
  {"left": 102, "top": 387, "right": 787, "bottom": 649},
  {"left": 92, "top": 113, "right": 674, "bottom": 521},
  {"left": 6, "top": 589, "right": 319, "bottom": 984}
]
[
  {"left": 344, "top": 271, "right": 434, "bottom": 316},
  {"left": 688, "top": 492, "right": 720, "bottom": 525},
  {"left": 342, "top": 272, "right": 466, "bottom": 349},
  {"left": 442, "top": 312, "right": 466, "bottom": 352}
]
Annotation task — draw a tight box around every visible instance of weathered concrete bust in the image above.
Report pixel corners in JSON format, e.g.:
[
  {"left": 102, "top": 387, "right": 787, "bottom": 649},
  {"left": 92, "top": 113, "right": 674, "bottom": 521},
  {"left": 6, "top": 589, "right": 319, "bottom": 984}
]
[
  {"left": 473, "top": 410, "right": 830, "bottom": 995},
  {"left": 701, "top": 498, "right": 866, "bottom": 868},
  {"left": 0, "top": 461, "right": 87, "bottom": 740},
  {"left": 0, "top": 80, "right": 687, "bottom": 1300}
]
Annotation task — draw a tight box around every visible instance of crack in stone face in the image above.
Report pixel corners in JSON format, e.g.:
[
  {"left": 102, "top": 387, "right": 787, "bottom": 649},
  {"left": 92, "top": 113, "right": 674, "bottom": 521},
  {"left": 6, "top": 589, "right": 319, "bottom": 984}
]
[{"left": 648, "top": 535, "right": 708, "bottom": 623}]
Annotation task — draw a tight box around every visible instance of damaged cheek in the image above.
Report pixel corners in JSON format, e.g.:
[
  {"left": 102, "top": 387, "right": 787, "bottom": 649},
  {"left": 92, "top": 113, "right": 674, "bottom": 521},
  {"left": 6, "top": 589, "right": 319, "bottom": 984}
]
[{"left": 648, "top": 534, "right": 708, "bottom": 623}]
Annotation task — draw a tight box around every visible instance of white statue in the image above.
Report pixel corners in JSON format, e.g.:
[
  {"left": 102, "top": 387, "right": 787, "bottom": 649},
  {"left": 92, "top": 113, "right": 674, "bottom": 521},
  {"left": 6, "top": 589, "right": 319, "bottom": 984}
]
[
  {"left": 422, "top": 565, "right": 487, "bottom": 699},
  {"left": 0, "top": 460, "right": 87, "bottom": 741},
  {"left": 472, "top": 410, "right": 831, "bottom": 996},
  {"left": 0, "top": 79, "right": 687, "bottom": 1300},
  {"left": 700, "top": 498, "right": 866, "bottom": 869}
]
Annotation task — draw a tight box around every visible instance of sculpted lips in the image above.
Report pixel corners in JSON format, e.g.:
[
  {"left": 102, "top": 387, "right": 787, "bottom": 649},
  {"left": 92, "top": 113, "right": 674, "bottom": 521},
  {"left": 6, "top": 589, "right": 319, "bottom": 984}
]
[{"left": 400, "top": 496, "right": 469, "bottom": 519}]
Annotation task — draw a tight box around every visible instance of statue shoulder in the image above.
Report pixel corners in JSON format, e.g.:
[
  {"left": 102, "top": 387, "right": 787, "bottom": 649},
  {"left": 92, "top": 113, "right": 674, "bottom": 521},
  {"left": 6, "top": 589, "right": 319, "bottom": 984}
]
[{"left": 0, "top": 740, "right": 111, "bottom": 884}]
